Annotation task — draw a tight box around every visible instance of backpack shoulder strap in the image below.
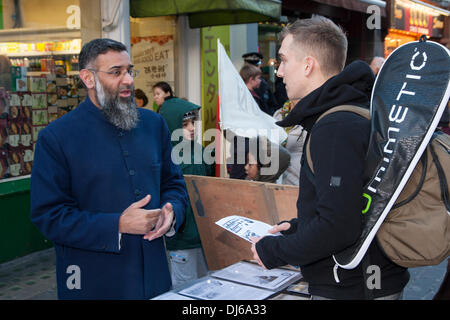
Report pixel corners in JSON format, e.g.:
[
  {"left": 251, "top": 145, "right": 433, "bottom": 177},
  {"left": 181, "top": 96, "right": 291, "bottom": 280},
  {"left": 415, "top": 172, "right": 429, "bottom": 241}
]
[
  {"left": 434, "top": 131, "right": 450, "bottom": 150},
  {"left": 306, "top": 105, "right": 371, "bottom": 174},
  {"left": 430, "top": 132, "right": 450, "bottom": 212}
]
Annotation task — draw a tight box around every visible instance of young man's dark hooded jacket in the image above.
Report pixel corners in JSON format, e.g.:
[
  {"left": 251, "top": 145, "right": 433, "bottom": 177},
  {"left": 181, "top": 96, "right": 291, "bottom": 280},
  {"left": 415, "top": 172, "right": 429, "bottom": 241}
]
[
  {"left": 255, "top": 61, "right": 409, "bottom": 299},
  {"left": 160, "top": 98, "right": 214, "bottom": 250}
]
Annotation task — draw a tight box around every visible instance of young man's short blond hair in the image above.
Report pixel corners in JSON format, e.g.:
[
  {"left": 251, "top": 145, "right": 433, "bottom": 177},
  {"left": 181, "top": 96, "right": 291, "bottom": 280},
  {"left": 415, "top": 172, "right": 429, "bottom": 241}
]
[
  {"left": 240, "top": 63, "right": 262, "bottom": 84},
  {"left": 279, "top": 15, "right": 348, "bottom": 77}
]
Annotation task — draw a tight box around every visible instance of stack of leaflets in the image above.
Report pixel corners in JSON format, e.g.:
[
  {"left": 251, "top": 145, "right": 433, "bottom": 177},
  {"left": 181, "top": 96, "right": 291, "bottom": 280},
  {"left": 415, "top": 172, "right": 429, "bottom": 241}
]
[
  {"left": 153, "top": 214, "right": 306, "bottom": 300},
  {"left": 170, "top": 261, "right": 303, "bottom": 300},
  {"left": 177, "top": 277, "right": 274, "bottom": 300},
  {"left": 286, "top": 281, "right": 310, "bottom": 297},
  {"left": 211, "top": 261, "right": 302, "bottom": 291}
]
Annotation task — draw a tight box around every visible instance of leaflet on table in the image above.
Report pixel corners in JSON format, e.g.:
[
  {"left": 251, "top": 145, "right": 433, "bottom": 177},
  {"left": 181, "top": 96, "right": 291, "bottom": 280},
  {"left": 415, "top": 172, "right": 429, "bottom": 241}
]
[
  {"left": 211, "top": 261, "right": 302, "bottom": 291},
  {"left": 151, "top": 291, "right": 195, "bottom": 300},
  {"left": 178, "top": 277, "right": 274, "bottom": 300},
  {"left": 286, "top": 281, "right": 310, "bottom": 296},
  {"left": 215, "top": 215, "right": 281, "bottom": 243}
]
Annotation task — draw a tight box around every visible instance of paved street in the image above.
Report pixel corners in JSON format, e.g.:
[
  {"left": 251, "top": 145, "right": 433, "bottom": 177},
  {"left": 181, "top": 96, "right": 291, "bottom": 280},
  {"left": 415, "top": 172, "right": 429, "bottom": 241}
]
[
  {"left": 0, "top": 248, "right": 447, "bottom": 300},
  {"left": 0, "top": 248, "right": 57, "bottom": 300}
]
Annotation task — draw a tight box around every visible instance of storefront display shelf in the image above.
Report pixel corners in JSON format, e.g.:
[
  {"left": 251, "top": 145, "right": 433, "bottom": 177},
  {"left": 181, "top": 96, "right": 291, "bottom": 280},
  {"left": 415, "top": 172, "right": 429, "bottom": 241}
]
[
  {"left": 0, "top": 175, "right": 52, "bottom": 264},
  {"left": 26, "top": 71, "right": 79, "bottom": 76},
  {"left": 5, "top": 51, "right": 80, "bottom": 57},
  {"left": 0, "top": 175, "right": 30, "bottom": 197}
]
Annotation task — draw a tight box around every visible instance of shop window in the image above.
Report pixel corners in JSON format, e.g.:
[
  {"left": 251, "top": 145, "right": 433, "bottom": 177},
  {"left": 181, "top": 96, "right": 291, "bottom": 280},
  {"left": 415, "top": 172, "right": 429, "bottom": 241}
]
[
  {"left": 0, "top": 0, "right": 83, "bottom": 181},
  {"left": 384, "top": 31, "right": 417, "bottom": 58}
]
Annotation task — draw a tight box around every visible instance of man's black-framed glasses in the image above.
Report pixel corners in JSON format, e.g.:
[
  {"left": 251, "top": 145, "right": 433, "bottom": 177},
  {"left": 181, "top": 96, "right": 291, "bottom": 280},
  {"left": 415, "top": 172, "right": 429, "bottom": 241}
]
[{"left": 88, "top": 68, "right": 139, "bottom": 79}]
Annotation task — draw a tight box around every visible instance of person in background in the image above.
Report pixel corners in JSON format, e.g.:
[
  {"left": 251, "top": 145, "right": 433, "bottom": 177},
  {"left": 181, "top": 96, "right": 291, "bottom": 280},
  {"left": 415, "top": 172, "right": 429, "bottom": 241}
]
[
  {"left": 160, "top": 98, "right": 213, "bottom": 288},
  {"left": 240, "top": 63, "right": 263, "bottom": 111},
  {"left": 244, "top": 135, "right": 290, "bottom": 184},
  {"left": 242, "top": 52, "right": 279, "bottom": 116},
  {"left": 229, "top": 64, "right": 263, "bottom": 181},
  {"left": 274, "top": 75, "right": 289, "bottom": 108},
  {"left": 134, "top": 88, "right": 148, "bottom": 108},
  {"left": 369, "top": 56, "right": 385, "bottom": 76},
  {"left": 433, "top": 258, "right": 450, "bottom": 300},
  {"left": 273, "top": 99, "right": 307, "bottom": 186},
  {"left": 242, "top": 51, "right": 263, "bottom": 67},
  {"left": 152, "top": 81, "right": 174, "bottom": 113},
  {"left": 30, "top": 38, "right": 188, "bottom": 299},
  {"left": 227, "top": 133, "right": 250, "bottom": 180}
]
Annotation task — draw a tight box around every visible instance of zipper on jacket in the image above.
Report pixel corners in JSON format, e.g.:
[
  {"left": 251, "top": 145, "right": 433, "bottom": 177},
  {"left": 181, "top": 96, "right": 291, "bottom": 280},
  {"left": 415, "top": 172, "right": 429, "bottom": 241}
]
[{"left": 333, "top": 264, "right": 340, "bottom": 283}]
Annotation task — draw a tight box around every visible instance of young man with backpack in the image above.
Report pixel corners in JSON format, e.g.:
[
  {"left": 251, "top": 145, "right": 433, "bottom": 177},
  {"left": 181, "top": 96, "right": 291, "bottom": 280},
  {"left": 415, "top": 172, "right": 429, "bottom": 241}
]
[{"left": 250, "top": 16, "right": 410, "bottom": 300}]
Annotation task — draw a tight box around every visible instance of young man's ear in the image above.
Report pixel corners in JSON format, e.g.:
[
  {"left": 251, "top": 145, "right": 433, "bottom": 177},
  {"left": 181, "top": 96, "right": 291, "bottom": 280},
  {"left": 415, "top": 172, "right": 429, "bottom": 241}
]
[
  {"left": 304, "top": 56, "right": 315, "bottom": 76},
  {"left": 79, "top": 69, "right": 95, "bottom": 89}
]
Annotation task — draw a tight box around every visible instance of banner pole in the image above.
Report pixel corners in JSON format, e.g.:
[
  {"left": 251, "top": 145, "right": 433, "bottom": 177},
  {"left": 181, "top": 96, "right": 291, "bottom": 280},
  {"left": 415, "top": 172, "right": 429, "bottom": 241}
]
[
  {"left": 216, "top": 38, "right": 228, "bottom": 178},
  {"left": 215, "top": 93, "right": 222, "bottom": 177}
]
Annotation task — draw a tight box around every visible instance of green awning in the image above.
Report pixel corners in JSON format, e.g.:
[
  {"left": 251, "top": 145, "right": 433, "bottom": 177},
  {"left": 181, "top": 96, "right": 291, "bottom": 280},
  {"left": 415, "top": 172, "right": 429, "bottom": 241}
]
[{"left": 130, "top": 0, "right": 281, "bottom": 28}]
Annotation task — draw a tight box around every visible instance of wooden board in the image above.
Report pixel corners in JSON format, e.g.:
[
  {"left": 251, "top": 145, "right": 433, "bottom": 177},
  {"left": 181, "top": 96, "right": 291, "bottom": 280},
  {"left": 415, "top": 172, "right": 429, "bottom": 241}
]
[
  {"left": 184, "top": 175, "right": 298, "bottom": 270},
  {"left": 266, "top": 184, "right": 300, "bottom": 223}
]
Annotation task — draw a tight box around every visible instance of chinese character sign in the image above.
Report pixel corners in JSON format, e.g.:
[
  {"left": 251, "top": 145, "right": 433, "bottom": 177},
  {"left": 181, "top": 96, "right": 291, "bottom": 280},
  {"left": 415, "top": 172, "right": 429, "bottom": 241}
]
[{"left": 201, "top": 26, "right": 230, "bottom": 135}]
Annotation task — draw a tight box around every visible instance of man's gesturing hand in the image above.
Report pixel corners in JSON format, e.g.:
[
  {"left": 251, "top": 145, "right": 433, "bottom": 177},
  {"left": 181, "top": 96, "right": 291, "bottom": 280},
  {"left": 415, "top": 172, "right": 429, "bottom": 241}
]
[
  {"left": 119, "top": 195, "right": 162, "bottom": 235},
  {"left": 143, "top": 202, "right": 174, "bottom": 241}
]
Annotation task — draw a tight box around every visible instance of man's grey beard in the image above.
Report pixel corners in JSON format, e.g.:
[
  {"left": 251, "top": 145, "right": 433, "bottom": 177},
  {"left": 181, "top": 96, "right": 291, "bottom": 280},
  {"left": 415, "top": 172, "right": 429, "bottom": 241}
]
[{"left": 95, "top": 76, "right": 139, "bottom": 131}]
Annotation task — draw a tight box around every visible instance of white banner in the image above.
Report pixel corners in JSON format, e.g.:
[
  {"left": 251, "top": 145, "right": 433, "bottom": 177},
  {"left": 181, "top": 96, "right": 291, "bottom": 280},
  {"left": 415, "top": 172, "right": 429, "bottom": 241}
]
[{"left": 217, "top": 40, "right": 287, "bottom": 145}]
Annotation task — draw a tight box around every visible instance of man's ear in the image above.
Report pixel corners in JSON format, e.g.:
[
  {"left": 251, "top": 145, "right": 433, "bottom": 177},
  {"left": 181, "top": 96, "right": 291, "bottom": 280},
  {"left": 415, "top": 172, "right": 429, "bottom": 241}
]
[
  {"left": 79, "top": 69, "right": 95, "bottom": 89},
  {"left": 304, "top": 56, "right": 315, "bottom": 76}
]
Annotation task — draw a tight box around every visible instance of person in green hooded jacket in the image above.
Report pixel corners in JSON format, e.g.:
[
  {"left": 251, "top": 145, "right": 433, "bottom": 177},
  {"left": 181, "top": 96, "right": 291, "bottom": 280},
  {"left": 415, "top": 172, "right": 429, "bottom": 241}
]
[{"left": 160, "top": 97, "right": 213, "bottom": 288}]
